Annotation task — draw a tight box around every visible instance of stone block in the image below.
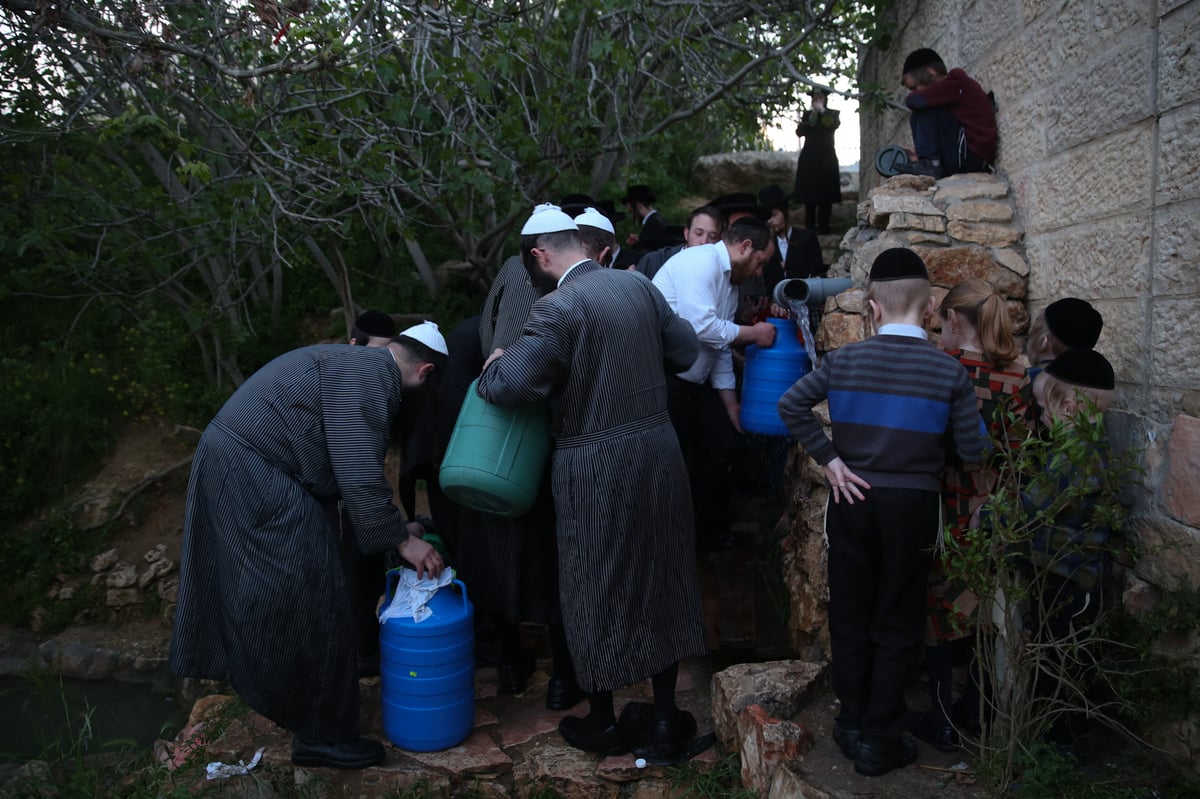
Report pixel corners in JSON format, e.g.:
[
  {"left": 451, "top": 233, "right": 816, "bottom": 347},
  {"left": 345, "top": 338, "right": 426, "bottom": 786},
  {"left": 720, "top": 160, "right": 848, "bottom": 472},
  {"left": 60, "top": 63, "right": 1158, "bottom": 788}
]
[
  {"left": 1122, "top": 573, "right": 1161, "bottom": 616},
  {"left": 1163, "top": 415, "right": 1200, "bottom": 527},
  {"left": 869, "top": 192, "right": 941, "bottom": 217},
  {"left": 1025, "top": 124, "right": 1154, "bottom": 232},
  {"left": 830, "top": 288, "right": 864, "bottom": 314},
  {"left": 1151, "top": 298, "right": 1200, "bottom": 390},
  {"left": 107, "top": 562, "right": 138, "bottom": 588},
  {"left": 157, "top": 576, "right": 179, "bottom": 603},
  {"left": 709, "top": 660, "right": 825, "bottom": 751},
  {"left": 402, "top": 730, "right": 512, "bottom": 777},
  {"left": 781, "top": 501, "right": 831, "bottom": 652},
  {"left": 886, "top": 212, "right": 946, "bottom": 232},
  {"left": 1086, "top": 298, "right": 1147, "bottom": 389},
  {"left": 945, "top": 220, "right": 1022, "bottom": 247},
  {"left": 1159, "top": 0, "right": 1200, "bottom": 111},
  {"left": 512, "top": 741, "right": 620, "bottom": 799},
  {"left": 768, "top": 762, "right": 835, "bottom": 799},
  {"left": 880, "top": 174, "right": 936, "bottom": 192},
  {"left": 946, "top": 201, "right": 1014, "bottom": 224},
  {"left": 1158, "top": 102, "right": 1200, "bottom": 204},
  {"left": 920, "top": 246, "right": 1026, "bottom": 297},
  {"left": 932, "top": 172, "right": 1010, "bottom": 204},
  {"left": 961, "top": 0, "right": 1019, "bottom": 58},
  {"left": 107, "top": 587, "right": 141, "bottom": 607},
  {"left": 1132, "top": 516, "right": 1200, "bottom": 591},
  {"left": 691, "top": 151, "right": 799, "bottom": 197},
  {"left": 90, "top": 548, "right": 119, "bottom": 573},
  {"left": 737, "top": 704, "right": 814, "bottom": 794},
  {"left": 991, "top": 247, "right": 1030, "bottom": 277},
  {"left": 1024, "top": 214, "right": 1151, "bottom": 299},
  {"left": 816, "top": 312, "right": 867, "bottom": 351},
  {"left": 1046, "top": 37, "right": 1153, "bottom": 154},
  {"left": 994, "top": 95, "right": 1048, "bottom": 166},
  {"left": 1153, "top": 199, "right": 1200, "bottom": 296}
]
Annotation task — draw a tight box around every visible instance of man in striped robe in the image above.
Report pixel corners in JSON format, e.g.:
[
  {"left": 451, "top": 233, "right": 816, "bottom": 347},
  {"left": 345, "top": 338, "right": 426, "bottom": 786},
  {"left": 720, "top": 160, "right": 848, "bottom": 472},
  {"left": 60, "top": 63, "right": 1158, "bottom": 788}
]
[
  {"left": 477, "top": 204, "right": 708, "bottom": 761},
  {"left": 169, "top": 324, "right": 447, "bottom": 770}
]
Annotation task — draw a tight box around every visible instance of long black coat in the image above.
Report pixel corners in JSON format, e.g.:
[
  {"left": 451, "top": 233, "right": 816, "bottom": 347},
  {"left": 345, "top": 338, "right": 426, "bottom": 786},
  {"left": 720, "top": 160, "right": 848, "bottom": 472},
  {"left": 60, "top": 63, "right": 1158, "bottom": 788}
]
[
  {"left": 170, "top": 345, "right": 410, "bottom": 741},
  {"left": 793, "top": 108, "right": 842, "bottom": 205},
  {"left": 477, "top": 262, "right": 708, "bottom": 693}
]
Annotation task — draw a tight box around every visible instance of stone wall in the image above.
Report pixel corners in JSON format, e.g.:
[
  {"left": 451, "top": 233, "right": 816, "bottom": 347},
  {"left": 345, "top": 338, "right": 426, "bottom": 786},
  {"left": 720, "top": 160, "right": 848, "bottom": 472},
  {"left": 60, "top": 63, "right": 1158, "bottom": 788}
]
[{"left": 853, "top": 0, "right": 1200, "bottom": 767}]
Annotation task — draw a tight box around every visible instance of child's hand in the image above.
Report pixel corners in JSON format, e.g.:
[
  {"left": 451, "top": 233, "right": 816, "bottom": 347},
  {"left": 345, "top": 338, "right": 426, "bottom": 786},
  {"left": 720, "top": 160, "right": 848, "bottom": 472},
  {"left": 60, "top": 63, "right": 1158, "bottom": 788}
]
[{"left": 823, "top": 458, "right": 870, "bottom": 504}]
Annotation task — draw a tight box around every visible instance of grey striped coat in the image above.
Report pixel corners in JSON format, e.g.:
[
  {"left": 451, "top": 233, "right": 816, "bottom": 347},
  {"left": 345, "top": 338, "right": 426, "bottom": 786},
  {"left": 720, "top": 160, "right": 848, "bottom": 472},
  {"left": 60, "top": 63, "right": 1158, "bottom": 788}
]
[
  {"left": 476, "top": 261, "right": 708, "bottom": 693},
  {"left": 169, "top": 344, "right": 410, "bottom": 741}
]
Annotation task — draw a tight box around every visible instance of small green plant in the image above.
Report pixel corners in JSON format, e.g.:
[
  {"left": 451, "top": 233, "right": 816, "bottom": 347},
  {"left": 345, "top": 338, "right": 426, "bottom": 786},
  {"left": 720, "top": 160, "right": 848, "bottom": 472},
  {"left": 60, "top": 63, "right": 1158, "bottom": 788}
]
[{"left": 666, "top": 753, "right": 757, "bottom": 799}]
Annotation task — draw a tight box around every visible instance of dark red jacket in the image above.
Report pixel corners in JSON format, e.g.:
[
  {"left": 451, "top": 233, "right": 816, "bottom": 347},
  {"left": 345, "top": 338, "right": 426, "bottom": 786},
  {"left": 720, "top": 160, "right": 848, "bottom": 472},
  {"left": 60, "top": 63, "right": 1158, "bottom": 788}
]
[{"left": 905, "top": 68, "right": 997, "bottom": 164}]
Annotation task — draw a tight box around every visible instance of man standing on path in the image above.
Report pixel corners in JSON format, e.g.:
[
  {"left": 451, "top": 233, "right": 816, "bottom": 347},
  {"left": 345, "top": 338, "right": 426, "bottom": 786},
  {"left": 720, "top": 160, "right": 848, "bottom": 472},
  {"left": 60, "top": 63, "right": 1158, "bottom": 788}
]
[
  {"left": 651, "top": 216, "right": 778, "bottom": 549},
  {"left": 477, "top": 204, "right": 707, "bottom": 761}
]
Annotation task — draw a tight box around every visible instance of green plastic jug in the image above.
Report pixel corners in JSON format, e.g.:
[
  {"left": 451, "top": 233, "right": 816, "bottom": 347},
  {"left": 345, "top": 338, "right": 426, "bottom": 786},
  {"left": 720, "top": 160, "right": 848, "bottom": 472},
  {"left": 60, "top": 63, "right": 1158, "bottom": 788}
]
[{"left": 439, "top": 379, "right": 551, "bottom": 517}]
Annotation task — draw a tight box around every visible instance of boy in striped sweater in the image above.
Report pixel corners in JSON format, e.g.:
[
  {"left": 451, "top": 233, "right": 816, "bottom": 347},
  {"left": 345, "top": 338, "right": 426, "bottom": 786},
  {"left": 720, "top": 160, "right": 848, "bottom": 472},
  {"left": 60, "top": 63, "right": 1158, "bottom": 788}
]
[{"left": 778, "top": 247, "right": 984, "bottom": 776}]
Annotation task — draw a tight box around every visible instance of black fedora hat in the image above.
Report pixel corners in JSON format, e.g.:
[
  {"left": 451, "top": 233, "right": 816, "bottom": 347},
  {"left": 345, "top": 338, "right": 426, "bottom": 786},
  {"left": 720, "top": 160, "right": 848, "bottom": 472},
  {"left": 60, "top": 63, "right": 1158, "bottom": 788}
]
[
  {"left": 709, "top": 192, "right": 770, "bottom": 221},
  {"left": 558, "top": 193, "right": 597, "bottom": 217},
  {"left": 758, "top": 185, "right": 790, "bottom": 213},
  {"left": 620, "top": 184, "right": 656, "bottom": 205},
  {"left": 594, "top": 199, "right": 627, "bottom": 223}
]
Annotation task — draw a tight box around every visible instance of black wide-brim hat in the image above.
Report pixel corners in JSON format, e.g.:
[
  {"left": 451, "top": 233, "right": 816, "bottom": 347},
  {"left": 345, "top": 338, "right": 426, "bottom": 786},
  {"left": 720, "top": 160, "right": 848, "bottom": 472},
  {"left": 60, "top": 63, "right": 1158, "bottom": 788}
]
[
  {"left": 758, "top": 185, "right": 790, "bottom": 213},
  {"left": 558, "top": 193, "right": 597, "bottom": 217},
  {"left": 709, "top": 192, "right": 770, "bottom": 221},
  {"left": 1045, "top": 348, "right": 1115, "bottom": 390},
  {"left": 620, "top": 184, "right": 656, "bottom": 205}
]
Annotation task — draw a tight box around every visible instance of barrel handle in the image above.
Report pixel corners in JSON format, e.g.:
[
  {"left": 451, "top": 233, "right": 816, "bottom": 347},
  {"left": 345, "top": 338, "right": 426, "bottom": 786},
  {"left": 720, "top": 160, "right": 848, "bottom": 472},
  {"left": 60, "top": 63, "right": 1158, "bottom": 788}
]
[{"left": 453, "top": 579, "right": 469, "bottom": 612}]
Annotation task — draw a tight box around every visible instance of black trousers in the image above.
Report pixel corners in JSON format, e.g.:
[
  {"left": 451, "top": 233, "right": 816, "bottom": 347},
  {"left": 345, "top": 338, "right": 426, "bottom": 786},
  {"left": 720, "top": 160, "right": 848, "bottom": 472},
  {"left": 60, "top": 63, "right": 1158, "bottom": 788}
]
[
  {"left": 827, "top": 487, "right": 940, "bottom": 745},
  {"left": 908, "top": 106, "right": 990, "bottom": 175},
  {"left": 665, "top": 376, "right": 739, "bottom": 542}
]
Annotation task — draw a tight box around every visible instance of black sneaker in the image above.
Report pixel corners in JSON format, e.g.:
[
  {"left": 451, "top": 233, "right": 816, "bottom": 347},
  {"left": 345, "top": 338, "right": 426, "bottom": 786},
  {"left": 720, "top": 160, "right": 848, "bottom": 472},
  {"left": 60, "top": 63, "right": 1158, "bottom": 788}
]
[
  {"left": 896, "top": 157, "right": 945, "bottom": 179},
  {"left": 291, "top": 736, "right": 385, "bottom": 769},
  {"left": 854, "top": 733, "right": 918, "bottom": 777},
  {"left": 832, "top": 721, "right": 861, "bottom": 760}
]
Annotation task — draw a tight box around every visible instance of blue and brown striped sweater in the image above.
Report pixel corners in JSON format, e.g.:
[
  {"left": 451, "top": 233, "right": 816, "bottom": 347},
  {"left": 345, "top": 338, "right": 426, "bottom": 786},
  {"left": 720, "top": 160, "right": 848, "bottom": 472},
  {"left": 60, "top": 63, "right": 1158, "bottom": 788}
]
[{"left": 778, "top": 333, "right": 984, "bottom": 492}]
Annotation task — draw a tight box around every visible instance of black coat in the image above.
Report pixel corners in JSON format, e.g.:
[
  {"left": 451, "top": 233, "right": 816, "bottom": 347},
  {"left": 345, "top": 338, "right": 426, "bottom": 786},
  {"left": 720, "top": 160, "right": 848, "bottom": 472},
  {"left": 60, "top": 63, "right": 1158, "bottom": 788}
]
[
  {"left": 793, "top": 108, "right": 842, "bottom": 205},
  {"left": 763, "top": 227, "right": 827, "bottom": 294}
]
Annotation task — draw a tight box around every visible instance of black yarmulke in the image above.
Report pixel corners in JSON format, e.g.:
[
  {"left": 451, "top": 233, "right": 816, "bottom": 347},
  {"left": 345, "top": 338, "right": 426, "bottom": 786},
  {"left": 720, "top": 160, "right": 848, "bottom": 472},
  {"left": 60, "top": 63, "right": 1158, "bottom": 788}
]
[
  {"left": 869, "top": 247, "right": 929, "bottom": 282},
  {"left": 1045, "top": 349, "right": 1115, "bottom": 390},
  {"left": 903, "top": 48, "right": 942, "bottom": 74},
  {"left": 351, "top": 310, "right": 396, "bottom": 341},
  {"left": 1044, "top": 297, "right": 1103, "bottom": 349}
]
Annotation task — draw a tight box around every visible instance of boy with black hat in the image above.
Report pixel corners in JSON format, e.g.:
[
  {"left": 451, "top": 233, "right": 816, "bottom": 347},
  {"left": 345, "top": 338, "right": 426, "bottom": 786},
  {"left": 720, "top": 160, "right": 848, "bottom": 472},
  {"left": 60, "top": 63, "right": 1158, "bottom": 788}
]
[
  {"left": 1015, "top": 348, "right": 1117, "bottom": 754},
  {"left": 898, "top": 47, "right": 997, "bottom": 178},
  {"left": 777, "top": 247, "right": 984, "bottom": 776}
]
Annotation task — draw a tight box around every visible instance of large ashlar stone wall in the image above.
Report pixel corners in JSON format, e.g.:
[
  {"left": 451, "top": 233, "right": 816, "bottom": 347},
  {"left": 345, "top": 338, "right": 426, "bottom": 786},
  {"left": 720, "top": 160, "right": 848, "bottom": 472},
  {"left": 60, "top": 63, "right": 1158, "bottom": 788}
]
[{"left": 844, "top": 0, "right": 1200, "bottom": 768}]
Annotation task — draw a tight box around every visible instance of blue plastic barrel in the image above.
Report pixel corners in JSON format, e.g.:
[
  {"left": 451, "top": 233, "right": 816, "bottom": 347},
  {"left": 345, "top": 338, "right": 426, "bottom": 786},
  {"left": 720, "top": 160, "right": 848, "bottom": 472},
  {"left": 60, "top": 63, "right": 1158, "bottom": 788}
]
[
  {"left": 740, "top": 317, "right": 811, "bottom": 436},
  {"left": 439, "top": 379, "right": 551, "bottom": 517},
  {"left": 379, "top": 572, "right": 475, "bottom": 752}
]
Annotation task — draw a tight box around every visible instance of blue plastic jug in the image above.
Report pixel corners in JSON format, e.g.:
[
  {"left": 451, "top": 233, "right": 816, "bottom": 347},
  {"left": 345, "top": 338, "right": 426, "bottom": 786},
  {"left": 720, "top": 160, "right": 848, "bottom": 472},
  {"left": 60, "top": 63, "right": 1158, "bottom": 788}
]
[
  {"left": 439, "top": 379, "right": 551, "bottom": 517},
  {"left": 740, "top": 317, "right": 811, "bottom": 436},
  {"left": 379, "top": 571, "right": 475, "bottom": 752}
]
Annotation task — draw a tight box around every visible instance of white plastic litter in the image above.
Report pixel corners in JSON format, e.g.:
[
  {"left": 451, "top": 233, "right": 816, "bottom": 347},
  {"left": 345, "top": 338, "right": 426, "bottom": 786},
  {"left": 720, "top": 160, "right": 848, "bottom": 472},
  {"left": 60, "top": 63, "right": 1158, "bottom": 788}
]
[
  {"left": 205, "top": 747, "right": 264, "bottom": 780},
  {"left": 379, "top": 568, "right": 454, "bottom": 624},
  {"left": 635, "top": 758, "right": 647, "bottom": 769}
]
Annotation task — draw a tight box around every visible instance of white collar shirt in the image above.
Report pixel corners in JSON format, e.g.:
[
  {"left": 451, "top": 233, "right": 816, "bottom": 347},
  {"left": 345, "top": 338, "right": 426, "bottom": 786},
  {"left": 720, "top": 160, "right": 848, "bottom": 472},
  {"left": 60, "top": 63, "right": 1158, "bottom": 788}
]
[{"left": 651, "top": 241, "right": 740, "bottom": 390}]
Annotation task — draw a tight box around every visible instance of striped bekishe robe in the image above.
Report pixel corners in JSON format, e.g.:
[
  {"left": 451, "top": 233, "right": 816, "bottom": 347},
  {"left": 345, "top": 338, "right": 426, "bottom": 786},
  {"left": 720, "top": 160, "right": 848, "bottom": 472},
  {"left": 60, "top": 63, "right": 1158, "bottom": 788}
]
[
  {"left": 169, "top": 345, "right": 411, "bottom": 742},
  {"left": 476, "top": 261, "right": 708, "bottom": 693}
]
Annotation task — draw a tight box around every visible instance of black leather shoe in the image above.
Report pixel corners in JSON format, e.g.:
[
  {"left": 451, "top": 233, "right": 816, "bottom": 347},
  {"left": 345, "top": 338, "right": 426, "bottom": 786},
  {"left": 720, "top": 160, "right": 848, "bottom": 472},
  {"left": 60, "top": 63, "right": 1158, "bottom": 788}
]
[
  {"left": 631, "top": 709, "right": 698, "bottom": 762},
  {"left": 616, "top": 701, "right": 655, "bottom": 749},
  {"left": 497, "top": 658, "right": 530, "bottom": 695},
  {"left": 291, "top": 736, "right": 385, "bottom": 769},
  {"left": 832, "top": 721, "right": 861, "bottom": 760},
  {"left": 546, "top": 677, "right": 586, "bottom": 711},
  {"left": 910, "top": 711, "right": 959, "bottom": 752},
  {"left": 559, "top": 715, "right": 628, "bottom": 756},
  {"left": 854, "top": 733, "right": 918, "bottom": 777}
]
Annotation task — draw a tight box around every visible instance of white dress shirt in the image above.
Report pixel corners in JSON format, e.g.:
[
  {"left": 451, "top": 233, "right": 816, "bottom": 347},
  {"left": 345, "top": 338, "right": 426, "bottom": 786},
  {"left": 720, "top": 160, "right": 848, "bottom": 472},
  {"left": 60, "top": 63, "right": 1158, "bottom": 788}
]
[{"left": 651, "top": 242, "right": 740, "bottom": 390}]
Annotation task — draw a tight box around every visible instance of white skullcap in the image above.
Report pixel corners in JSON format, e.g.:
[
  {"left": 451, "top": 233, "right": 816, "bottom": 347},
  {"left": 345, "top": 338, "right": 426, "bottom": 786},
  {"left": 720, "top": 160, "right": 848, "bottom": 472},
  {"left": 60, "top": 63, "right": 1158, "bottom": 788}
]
[
  {"left": 520, "top": 203, "right": 578, "bottom": 235},
  {"left": 397, "top": 320, "right": 448, "bottom": 356},
  {"left": 574, "top": 207, "right": 615, "bottom": 234}
]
